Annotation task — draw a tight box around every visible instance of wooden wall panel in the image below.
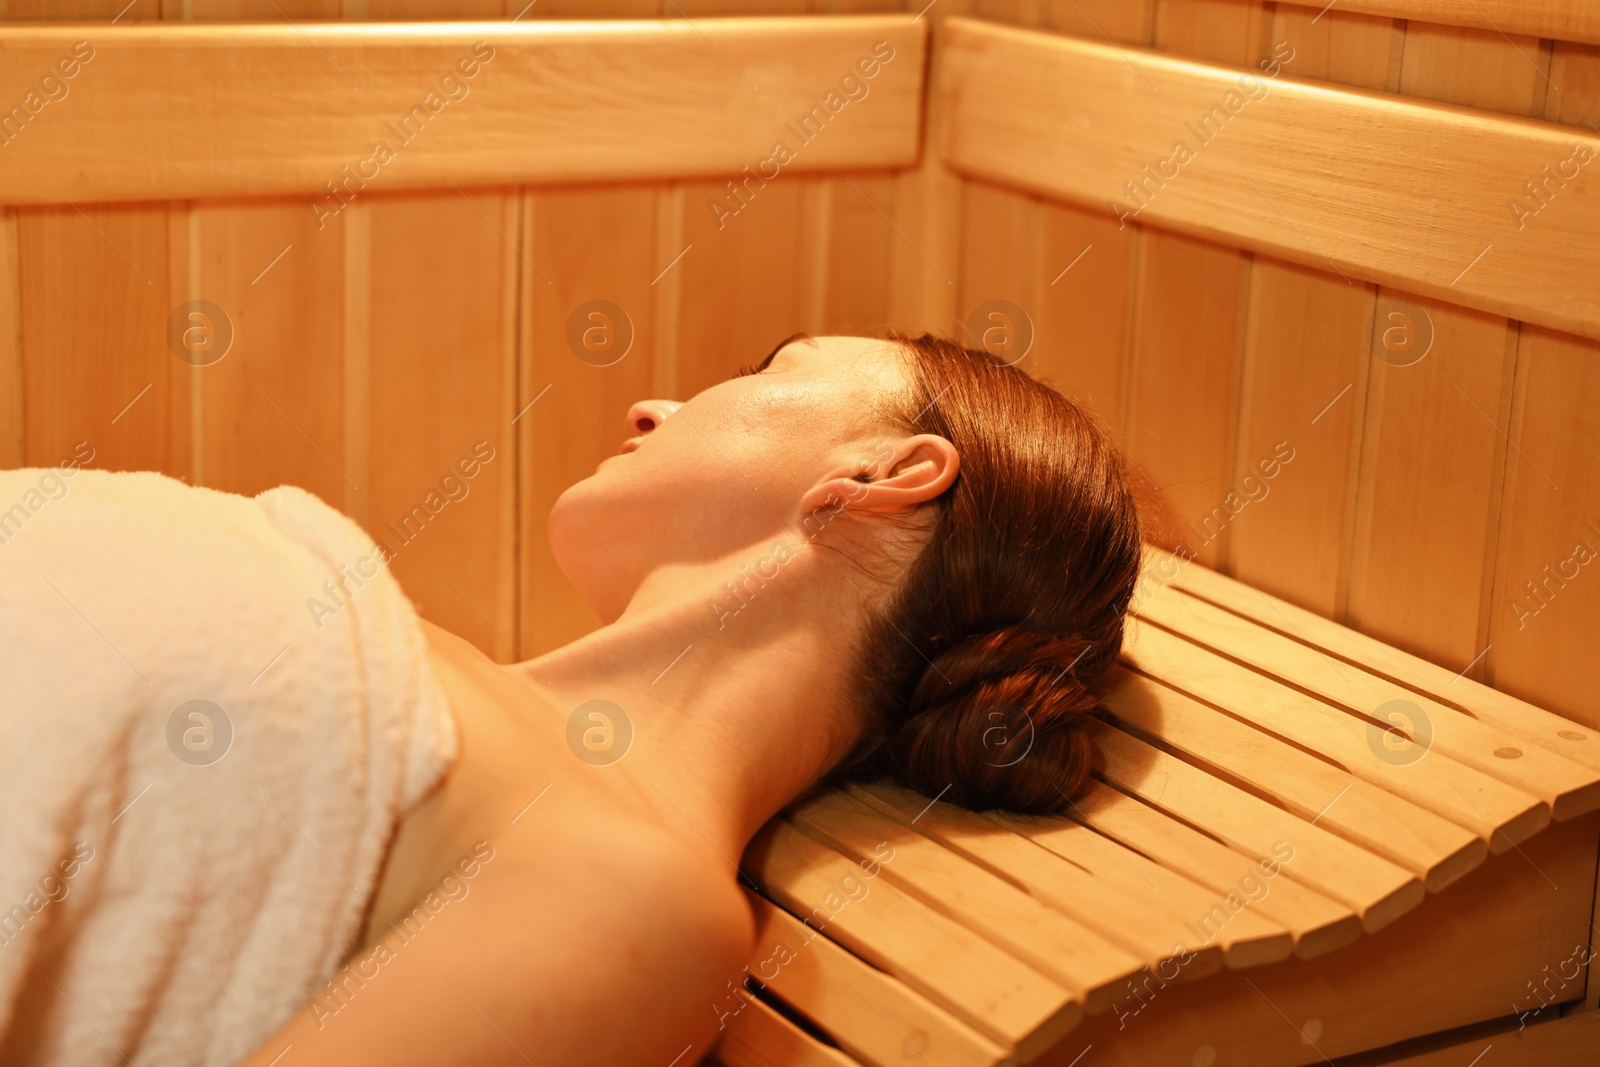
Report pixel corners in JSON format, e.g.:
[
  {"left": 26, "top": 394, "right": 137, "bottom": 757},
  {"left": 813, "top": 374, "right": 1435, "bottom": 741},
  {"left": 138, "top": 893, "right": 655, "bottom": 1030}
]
[
  {"left": 194, "top": 200, "right": 349, "bottom": 505},
  {"left": 1346, "top": 295, "right": 1514, "bottom": 676},
  {"left": 1341, "top": 27, "right": 1538, "bottom": 679},
  {"left": 676, "top": 178, "right": 810, "bottom": 395},
  {"left": 1487, "top": 327, "right": 1600, "bottom": 730},
  {"left": 1033, "top": 201, "right": 1131, "bottom": 440},
  {"left": 1398, "top": 22, "right": 1549, "bottom": 117},
  {"left": 1228, "top": 259, "right": 1373, "bottom": 618},
  {"left": 1269, "top": 5, "right": 1395, "bottom": 90},
  {"left": 17, "top": 206, "right": 176, "bottom": 475},
  {"left": 520, "top": 184, "right": 661, "bottom": 655},
  {"left": 1124, "top": 230, "right": 1247, "bottom": 570},
  {"left": 1153, "top": 0, "right": 1266, "bottom": 65},
  {"left": 366, "top": 190, "right": 518, "bottom": 659},
  {"left": 822, "top": 172, "right": 895, "bottom": 335},
  {"left": 0, "top": 209, "right": 20, "bottom": 468}
]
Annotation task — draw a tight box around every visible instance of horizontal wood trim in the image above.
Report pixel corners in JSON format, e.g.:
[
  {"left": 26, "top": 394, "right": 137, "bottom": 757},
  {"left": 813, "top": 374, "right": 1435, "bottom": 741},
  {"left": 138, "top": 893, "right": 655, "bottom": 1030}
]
[
  {"left": 1281, "top": 0, "right": 1600, "bottom": 48},
  {"left": 939, "top": 17, "right": 1600, "bottom": 342},
  {"left": 0, "top": 17, "right": 925, "bottom": 205}
]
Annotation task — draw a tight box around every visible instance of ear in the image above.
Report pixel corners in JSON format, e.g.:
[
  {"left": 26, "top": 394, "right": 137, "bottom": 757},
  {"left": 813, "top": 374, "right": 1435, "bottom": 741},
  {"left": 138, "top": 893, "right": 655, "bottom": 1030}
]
[{"left": 798, "top": 435, "right": 959, "bottom": 515}]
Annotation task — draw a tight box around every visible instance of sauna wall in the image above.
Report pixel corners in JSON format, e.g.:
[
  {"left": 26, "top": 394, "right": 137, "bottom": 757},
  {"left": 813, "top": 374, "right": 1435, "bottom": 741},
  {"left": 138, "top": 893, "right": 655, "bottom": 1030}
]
[{"left": 1, "top": 0, "right": 1597, "bottom": 753}]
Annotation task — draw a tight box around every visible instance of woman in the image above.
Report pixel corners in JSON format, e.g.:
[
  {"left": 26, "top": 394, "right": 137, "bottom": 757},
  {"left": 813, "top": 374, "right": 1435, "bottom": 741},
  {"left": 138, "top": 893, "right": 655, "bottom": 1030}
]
[{"left": 1, "top": 331, "right": 1141, "bottom": 1067}]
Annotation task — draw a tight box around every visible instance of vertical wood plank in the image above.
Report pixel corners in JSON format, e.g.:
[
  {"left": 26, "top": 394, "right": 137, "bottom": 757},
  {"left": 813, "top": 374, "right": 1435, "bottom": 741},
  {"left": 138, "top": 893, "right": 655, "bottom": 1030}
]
[
  {"left": 676, "top": 178, "right": 806, "bottom": 395},
  {"left": 1228, "top": 258, "right": 1374, "bottom": 617},
  {"left": 885, "top": 0, "right": 970, "bottom": 335},
  {"left": 1345, "top": 294, "right": 1514, "bottom": 675},
  {"left": 521, "top": 184, "right": 660, "bottom": 656},
  {"left": 367, "top": 190, "right": 518, "bottom": 660},
  {"left": 1487, "top": 327, "right": 1600, "bottom": 730},
  {"left": 195, "top": 200, "right": 348, "bottom": 503},
  {"left": 18, "top": 206, "right": 174, "bottom": 473},
  {"left": 0, "top": 209, "right": 21, "bottom": 467},
  {"left": 1269, "top": 6, "right": 1394, "bottom": 90},
  {"left": 1153, "top": 0, "right": 1267, "bottom": 65},
  {"left": 1047, "top": 0, "right": 1152, "bottom": 43},
  {"left": 1123, "top": 230, "right": 1248, "bottom": 570},
  {"left": 822, "top": 172, "right": 895, "bottom": 335},
  {"left": 1548, "top": 42, "right": 1600, "bottom": 127},
  {"left": 1033, "top": 201, "right": 1131, "bottom": 441},
  {"left": 1398, "top": 22, "right": 1548, "bottom": 117}
]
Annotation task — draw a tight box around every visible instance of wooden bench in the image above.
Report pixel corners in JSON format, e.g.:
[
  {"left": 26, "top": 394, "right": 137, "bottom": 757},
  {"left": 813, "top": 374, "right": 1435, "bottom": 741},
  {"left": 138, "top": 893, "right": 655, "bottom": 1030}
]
[{"left": 712, "top": 548, "right": 1600, "bottom": 1067}]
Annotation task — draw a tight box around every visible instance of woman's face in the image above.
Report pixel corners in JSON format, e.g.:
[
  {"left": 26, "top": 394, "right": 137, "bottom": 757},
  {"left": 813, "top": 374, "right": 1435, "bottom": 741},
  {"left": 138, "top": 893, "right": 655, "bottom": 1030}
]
[{"left": 549, "top": 334, "right": 913, "bottom": 622}]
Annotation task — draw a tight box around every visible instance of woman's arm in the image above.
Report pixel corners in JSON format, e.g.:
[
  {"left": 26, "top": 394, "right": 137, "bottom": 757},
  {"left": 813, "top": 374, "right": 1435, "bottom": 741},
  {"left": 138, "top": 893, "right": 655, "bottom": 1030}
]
[{"left": 231, "top": 831, "right": 755, "bottom": 1067}]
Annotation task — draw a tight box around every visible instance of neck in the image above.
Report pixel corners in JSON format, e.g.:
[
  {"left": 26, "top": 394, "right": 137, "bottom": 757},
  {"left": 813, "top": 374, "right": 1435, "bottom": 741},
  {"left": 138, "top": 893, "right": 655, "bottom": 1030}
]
[{"left": 516, "top": 531, "right": 879, "bottom": 870}]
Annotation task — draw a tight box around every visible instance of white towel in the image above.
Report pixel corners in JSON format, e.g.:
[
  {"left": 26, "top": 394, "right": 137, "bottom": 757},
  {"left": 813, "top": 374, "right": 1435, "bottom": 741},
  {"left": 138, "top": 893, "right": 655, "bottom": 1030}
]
[{"left": 0, "top": 467, "right": 458, "bottom": 1067}]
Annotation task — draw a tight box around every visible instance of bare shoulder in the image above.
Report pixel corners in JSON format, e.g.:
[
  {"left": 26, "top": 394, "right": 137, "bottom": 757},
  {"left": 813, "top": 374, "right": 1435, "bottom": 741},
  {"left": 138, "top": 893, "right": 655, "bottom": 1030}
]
[{"left": 234, "top": 815, "right": 756, "bottom": 1067}]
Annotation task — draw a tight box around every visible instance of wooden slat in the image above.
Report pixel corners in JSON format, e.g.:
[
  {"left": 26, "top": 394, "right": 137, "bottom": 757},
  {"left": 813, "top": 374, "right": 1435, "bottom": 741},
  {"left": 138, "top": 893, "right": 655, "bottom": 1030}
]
[
  {"left": 939, "top": 18, "right": 1600, "bottom": 342},
  {"left": 1066, "top": 780, "right": 1362, "bottom": 959},
  {"left": 854, "top": 783, "right": 1291, "bottom": 974},
  {"left": 739, "top": 893, "right": 1012, "bottom": 1067},
  {"left": 790, "top": 790, "right": 1149, "bottom": 1010},
  {"left": 1278, "top": 0, "right": 1600, "bottom": 49},
  {"left": 1135, "top": 585, "right": 1600, "bottom": 821},
  {"left": 1144, "top": 545, "right": 1600, "bottom": 775},
  {"left": 1052, "top": 811, "right": 1600, "bottom": 1065},
  {"left": 712, "top": 982, "right": 865, "bottom": 1067},
  {"left": 744, "top": 819, "right": 1079, "bottom": 1060},
  {"left": 976, "top": 810, "right": 1295, "bottom": 971},
  {"left": 1121, "top": 619, "right": 1551, "bottom": 851},
  {"left": 1101, "top": 665, "right": 1486, "bottom": 891},
  {"left": 0, "top": 18, "right": 925, "bottom": 204},
  {"left": 1089, "top": 720, "right": 1424, "bottom": 931}
]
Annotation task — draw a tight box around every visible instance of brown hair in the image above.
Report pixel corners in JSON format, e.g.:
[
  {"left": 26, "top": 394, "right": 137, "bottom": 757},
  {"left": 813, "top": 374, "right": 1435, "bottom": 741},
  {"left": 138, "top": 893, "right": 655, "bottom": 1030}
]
[{"left": 825, "top": 331, "right": 1143, "bottom": 815}]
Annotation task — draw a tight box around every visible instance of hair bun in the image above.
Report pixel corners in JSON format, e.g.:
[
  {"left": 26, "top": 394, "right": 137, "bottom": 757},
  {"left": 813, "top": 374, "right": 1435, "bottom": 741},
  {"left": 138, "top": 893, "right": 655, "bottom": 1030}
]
[{"left": 888, "top": 626, "right": 1101, "bottom": 813}]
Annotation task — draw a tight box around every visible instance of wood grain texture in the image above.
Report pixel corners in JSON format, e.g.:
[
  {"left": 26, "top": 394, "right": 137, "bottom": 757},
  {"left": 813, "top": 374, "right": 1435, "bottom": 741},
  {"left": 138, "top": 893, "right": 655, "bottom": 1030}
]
[
  {"left": 194, "top": 200, "right": 349, "bottom": 504},
  {"left": 736, "top": 891, "right": 1012, "bottom": 1067},
  {"left": 0, "top": 18, "right": 925, "bottom": 205},
  {"left": 1487, "top": 327, "right": 1600, "bottom": 732},
  {"left": 0, "top": 208, "right": 20, "bottom": 466},
  {"left": 1032, "top": 811, "right": 1600, "bottom": 1066},
  {"left": 1065, "top": 779, "right": 1363, "bottom": 960},
  {"left": 1145, "top": 544, "right": 1600, "bottom": 775},
  {"left": 1278, "top": 0, "right": 1600, "bottom": 49},
  {"left": 1345, "top": 294, "right": 1514, "bottom": 675},
  {"left": 1398, "top": 21, "right": 1547, "bottom": 117},
  {"left": 1227, "top": 258, "right": 1372, "bottom": 617},
  {"left": 1123, "top": 230, "right": 1247, "bottom": 571},
  {"left": 366, "top": 190, "right": 518, "bottom": 660},
  {"left": 938, "top": 18, "right": 1600, "bottom": 342},
  {"left": 744, "top": 818, "right": 1081, "bottom": 1060},
  {"left": 17, "top": 205, "right": 175, "bottom": 474},
  {"left": 1136, "top": 587, "right": 1600, "bottom": 822},
  {"left": 520, "top": 183, "right": 659, "bottom": 656}
]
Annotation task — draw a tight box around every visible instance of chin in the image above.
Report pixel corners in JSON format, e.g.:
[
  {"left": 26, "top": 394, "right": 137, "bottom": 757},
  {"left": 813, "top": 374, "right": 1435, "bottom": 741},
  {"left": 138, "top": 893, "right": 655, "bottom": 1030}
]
[{"left": 546, "top": 478, "right": 628, "bottom": 625}]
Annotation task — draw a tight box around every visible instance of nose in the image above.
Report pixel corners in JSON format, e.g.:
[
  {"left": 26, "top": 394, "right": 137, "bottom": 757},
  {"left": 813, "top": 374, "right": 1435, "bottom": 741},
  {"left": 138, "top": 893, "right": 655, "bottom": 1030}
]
[{"left": 624, "top": 398, "right": 681, "bottom": 438}]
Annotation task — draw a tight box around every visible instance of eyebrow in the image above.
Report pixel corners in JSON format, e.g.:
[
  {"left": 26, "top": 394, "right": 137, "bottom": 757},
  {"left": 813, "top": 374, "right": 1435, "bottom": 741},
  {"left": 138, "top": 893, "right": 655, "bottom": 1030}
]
[{"left": 752, "top": 331, "right": 817, "bottom": 372}]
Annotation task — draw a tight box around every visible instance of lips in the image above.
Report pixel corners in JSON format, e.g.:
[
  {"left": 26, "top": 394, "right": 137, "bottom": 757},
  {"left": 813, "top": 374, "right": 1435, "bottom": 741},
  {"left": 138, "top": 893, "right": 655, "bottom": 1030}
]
[{"left": 617, "top": 437, "right": 642, "bottom": 456}]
